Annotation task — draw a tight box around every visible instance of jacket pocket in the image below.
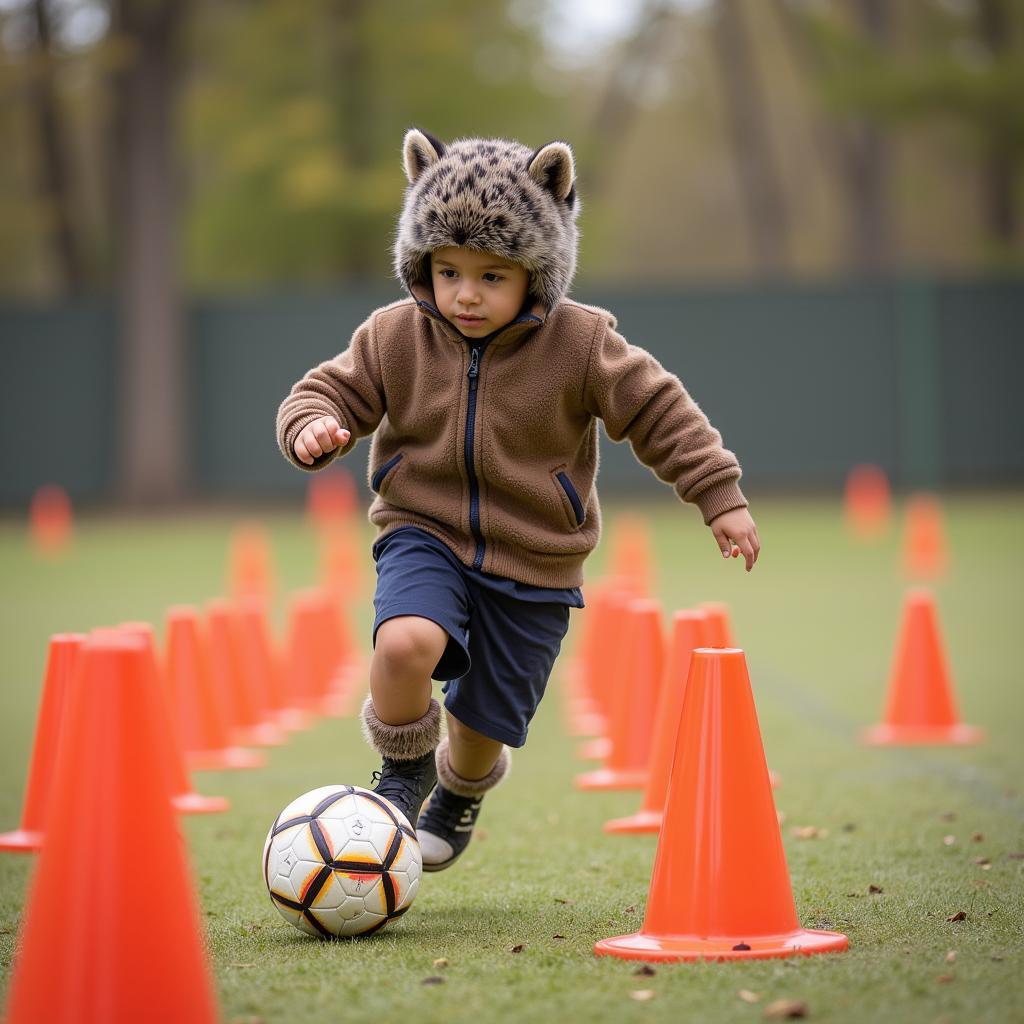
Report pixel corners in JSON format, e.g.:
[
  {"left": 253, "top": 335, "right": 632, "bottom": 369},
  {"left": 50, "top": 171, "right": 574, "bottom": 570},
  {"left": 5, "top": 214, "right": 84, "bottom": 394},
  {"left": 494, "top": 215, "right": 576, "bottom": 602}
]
[
  {"left": 552, "top": 467, "right": 586, "bottom": 528},
  {"left": 371, "top": 452, "right": 404, "bottom": 493}
]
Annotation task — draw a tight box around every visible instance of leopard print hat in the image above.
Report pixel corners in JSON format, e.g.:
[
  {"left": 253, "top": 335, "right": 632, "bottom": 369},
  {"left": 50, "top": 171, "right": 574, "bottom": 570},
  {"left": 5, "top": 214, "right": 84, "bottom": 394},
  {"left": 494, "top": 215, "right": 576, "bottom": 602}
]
[{"left": 393, "top": 129, "right": 580, "bottom": 311}]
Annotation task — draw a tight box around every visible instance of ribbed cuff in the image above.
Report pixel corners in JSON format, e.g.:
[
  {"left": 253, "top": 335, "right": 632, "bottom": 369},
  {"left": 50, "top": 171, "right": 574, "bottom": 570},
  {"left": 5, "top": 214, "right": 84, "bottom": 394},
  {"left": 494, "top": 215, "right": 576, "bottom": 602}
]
[
  {"left": 435, "top": 736, "right": 510, "bottom": 796},
  {"left": 690, "top": 479, "right": 748, "bottom": 526}
]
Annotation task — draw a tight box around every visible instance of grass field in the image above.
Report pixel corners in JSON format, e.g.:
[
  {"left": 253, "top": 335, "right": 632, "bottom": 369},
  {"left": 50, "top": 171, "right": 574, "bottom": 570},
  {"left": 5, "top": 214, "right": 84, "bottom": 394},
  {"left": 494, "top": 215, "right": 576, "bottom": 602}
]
[{"left": 1, "top": 494, "right": 1022, "bottom": 1023}]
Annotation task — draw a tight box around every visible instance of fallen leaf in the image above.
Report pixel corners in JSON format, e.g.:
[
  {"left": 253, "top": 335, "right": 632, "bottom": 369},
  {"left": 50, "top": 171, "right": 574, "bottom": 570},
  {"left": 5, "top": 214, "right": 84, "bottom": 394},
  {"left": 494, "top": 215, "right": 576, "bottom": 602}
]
[
  {"left": 868, "top": 884, "right": 884, "bottom": 894},
  {"left": 947, "top": 911, "right": 967, "bottom": 922},
  {"left": 971, "top": 832, "right": 984, "bottom": 843},
  {"left": 633, "top": 965, "right": 657, "bottom": 976},
  {"left": 936, "top": 973, "right": 954, "bottom": 984},
  {"left": 792, "top": 826, "right": 819, "bottom": 840},
  {"left": 738, "top": 989, "right": 762, "bottom": 1003},
  {"left": 940, "top": 811, "right": 956, "bottom": 822},
  {"left": 432, "top": 958, "right": 449, "bottom": 969},
  {"left": 510, "top": 944, "right": 526, "bottom": 953},
  {"left": 991, "top": 955, "right": 1004, "bottom": 962},
  {"left": 945, "top": 950, "right": 957, "bottom": 964},
  {"left": 630, "top": 990, "right": 655, "bottom": 1002},
  {"left": 421, "top": 976, "right": 445, "bottom": 986},
  {"left": 554, "top": 897, "right": 575, "bottom": 905},
  {"left": 763, "top": 999, "right": 809, "bottom": 1019},
  {"left": 624, "top": 905, "right": 637, "bottom": 914},
  {"left": 733, "top": 942, "right": 752, "bottom": 951},
  {"left": 841, "top": 822, "right": 857, "bottom": 832},
  {"left": 229, "top": 963, "right": 257, "bottom": 969},
  {"left": 845, "top": 892, "right": 860, "bottom": 898},
  {"left": 942, "top": 834, "right": 956, "bottom": 846},
  {"left": 1008, "top": 852, "right": 1024, "bottom": 861},
  {"left": 552, "top": 934, "right": 567, "bottom": 940},
  {"left": 974, "top": 857, "right": 991, "bottom": 866}
]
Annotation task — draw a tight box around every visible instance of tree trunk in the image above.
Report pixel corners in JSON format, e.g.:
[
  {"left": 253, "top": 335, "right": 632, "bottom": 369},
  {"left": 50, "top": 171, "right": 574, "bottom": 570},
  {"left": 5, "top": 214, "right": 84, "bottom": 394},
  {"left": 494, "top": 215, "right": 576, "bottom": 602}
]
[
  {"left": 711, "top": 0, "right": 791, "bottom": 275},
  {"left": 110, "top": 0, "right": 189, "bottom": 503},
  {"left": 977, "top": 0, "right": 1016, "bottom": 244},
  {"left": 29, "top": 0, "right": 83, "bottom": 293}
]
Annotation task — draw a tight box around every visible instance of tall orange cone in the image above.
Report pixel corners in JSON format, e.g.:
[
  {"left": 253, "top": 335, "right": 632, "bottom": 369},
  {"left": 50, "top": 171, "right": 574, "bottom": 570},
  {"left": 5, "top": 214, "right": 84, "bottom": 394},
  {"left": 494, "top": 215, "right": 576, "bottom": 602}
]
[
  {"left": 117, "top": 623, "right": 230, "bottom": 814},
  {"left": 320, "top": 527, "right": 365, "bottom": 601},
  {"left": 207, "top": 599, "right": 286, "bottom": 747},
  {"left": 307, "top": 467, "right": 358, "bottom": 530},
  {"left": 844, "top": 464, "right": 891, "bottom": 540},
  {"left": 576, "top": 599, "right": 664, "bottom": 791},
  {"left": 28, "top": 484, "right": 73, "bottom": 556},
  {"left": 605, "top": 610, "right": 711, "bottom": 834},
  {"left": 164, "top": 606, "right": 266, "bottom": 771},
  {"left": 862, "top": 588, "right": 983, "bottom": 745},
  {"left": 0, "top": 634, "right": 85, "bottom": 852},
  {"left": 609, "top": 515, "right": 654, "bottom": 596},
  {"left": 564, "top": 583, "right": 611, "bottom": 738},
  {"left": 228, "top": 521, "right": 275, "bottom": 600},
  {"left": 902, "top": 493, "right": 948, "bottom": 578},
  {"left": 3, "top": 633, "right": 220, "bottom": 1024},
  {"left": 700, "top": 601, "right": 735, "bottom": 648},
  {"left": 596, "top": 648, "right": 848, "bottom": 961}
]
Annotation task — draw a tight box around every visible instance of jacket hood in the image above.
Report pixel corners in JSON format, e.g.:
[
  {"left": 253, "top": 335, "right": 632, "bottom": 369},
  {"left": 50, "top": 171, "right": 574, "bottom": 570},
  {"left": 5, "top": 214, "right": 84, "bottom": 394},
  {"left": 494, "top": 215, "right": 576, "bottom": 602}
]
[{"left": 393, "top": 129, "right": 581, "bottom": 312}]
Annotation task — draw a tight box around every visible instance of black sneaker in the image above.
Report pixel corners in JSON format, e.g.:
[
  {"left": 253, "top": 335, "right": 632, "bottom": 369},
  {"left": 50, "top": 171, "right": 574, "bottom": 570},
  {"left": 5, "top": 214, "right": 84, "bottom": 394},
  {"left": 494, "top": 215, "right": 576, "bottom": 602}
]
[
  {"left": 371, "top": 750, "right": 437, "bottom": 830},
  {"left": 416, "top": 783, "right": 484, "bottom": 872}
]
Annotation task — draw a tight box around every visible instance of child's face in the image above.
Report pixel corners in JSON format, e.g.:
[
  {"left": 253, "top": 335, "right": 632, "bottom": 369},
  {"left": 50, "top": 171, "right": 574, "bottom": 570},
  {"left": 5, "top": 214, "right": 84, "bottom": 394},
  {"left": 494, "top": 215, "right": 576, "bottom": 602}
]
[{"left": 430, "top": 246, "right": 530, "bottom": 338}]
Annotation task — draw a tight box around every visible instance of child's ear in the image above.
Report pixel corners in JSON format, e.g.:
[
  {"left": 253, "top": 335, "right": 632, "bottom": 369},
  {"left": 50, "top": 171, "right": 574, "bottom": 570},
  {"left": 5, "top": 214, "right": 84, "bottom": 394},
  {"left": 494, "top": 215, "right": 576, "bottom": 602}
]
[
  {"left": 403, "top": 128, "right": 447, "bottom": 183},
  {"left": 527, "top": 141, "right": 576, "bottom": 203}
]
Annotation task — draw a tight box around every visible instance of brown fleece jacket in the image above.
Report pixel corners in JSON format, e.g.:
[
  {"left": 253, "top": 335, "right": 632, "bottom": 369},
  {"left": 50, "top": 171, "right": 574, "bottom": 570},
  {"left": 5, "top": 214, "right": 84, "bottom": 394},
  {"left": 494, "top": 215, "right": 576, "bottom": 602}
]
[{"left": 276, "top": 293, "right": 747, "bottom": 589}]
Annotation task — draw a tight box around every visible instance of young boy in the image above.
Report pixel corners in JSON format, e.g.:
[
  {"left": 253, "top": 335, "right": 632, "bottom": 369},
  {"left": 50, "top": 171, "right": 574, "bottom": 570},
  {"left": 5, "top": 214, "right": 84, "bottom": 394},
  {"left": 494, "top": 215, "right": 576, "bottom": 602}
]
[{"left": 276, "top": 129, "right": 759, "bottom": 872}]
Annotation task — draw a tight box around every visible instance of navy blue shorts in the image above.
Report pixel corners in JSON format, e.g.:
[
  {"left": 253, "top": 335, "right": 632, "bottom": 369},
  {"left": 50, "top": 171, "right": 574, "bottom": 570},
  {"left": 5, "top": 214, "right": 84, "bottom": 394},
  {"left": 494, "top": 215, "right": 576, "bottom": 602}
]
[{"left": 371, "top": 526, "right": 583, "bottom": 747}]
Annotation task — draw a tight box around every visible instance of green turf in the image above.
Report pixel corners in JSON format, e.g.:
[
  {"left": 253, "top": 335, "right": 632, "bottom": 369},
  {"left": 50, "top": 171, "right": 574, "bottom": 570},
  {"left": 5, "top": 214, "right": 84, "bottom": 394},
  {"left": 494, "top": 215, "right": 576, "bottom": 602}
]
[{"left": 0, "top": 495, "right": 1022, "bottom": 1023}]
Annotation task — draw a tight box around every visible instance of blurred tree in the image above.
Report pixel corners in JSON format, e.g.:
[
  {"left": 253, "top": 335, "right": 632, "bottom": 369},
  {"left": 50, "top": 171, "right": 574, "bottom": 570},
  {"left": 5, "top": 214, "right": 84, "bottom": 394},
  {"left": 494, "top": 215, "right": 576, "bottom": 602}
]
[{"left": 110, "top": 0, "right": 190, "bottom": 501}]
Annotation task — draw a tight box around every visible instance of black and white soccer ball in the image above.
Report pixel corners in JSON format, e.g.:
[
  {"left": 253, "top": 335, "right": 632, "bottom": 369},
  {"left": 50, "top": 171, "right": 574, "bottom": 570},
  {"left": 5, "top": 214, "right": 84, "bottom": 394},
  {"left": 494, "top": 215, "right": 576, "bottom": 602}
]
[{"left": 262, "top": 785, "right": 422, "bottom": 938}]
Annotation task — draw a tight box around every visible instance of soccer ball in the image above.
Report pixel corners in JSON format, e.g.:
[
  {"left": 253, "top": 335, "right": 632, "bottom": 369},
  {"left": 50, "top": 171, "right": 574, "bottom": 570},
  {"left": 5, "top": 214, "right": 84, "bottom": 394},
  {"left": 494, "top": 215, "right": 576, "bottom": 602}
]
[{"left": 262, "top": 784, "right": 422, "bottom": 938}]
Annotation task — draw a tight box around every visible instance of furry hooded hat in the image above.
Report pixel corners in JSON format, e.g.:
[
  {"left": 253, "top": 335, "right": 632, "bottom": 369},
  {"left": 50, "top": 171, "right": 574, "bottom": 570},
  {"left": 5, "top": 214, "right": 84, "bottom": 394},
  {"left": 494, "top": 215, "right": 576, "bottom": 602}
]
[{"left": 394, "top": 129, "right": 580, "bottom": 312}]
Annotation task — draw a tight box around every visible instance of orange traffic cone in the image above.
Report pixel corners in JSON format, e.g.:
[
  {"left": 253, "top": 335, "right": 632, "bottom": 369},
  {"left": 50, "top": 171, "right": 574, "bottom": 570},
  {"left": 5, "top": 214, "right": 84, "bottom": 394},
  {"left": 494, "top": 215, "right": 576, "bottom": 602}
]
[
  {"left": 609, "top": 515, "right": 654, "bottom": 596},
  {"left": 307, "top": 467, "right": 358, "bottom": 530},
  {"left": 700, "top": 601, "right": 735, "bottom": 648},
  {"left": 0, "top": 634, "right": 85, "bottom": 852},
  {"left": 28, "top": 484, "right": 72, "bottom": 556},
  {"left": 605, "top": 610, "right": 711, "bottom": 834},
  {"left": 117, "top": 623, "right": 229, "bottom": 814},
  {"left": 576, "top": 599, "right": 664, "bottom": 791},
  {"left": 228, "top": 521, "right": 275, "bottom": 600},
  {"left": 902, "top": 493, "right": 948, "bottom": 578},
  {"left": 862, "top": 588, "right": 983, "bottom": 745},
  {"left": 844, "top": 464, "right": 891, "bottom": 540},
  {"left": 165, "top": 606, "right": 266, "bottom": 770},
  {"left": 3, "top": 633, "right": 220, "bottom": 1024},
  {"left": 565, "top": 583, "right": 612, "bottom": 738},
  {"left": 595, "top": 648, "right": 848, "bottom": 961},
  {"left": 207, "top": 599, "right": 286, "bottom": 747},
  {"left": 320, "top": 527, "right": 365, "bottom": 601}
]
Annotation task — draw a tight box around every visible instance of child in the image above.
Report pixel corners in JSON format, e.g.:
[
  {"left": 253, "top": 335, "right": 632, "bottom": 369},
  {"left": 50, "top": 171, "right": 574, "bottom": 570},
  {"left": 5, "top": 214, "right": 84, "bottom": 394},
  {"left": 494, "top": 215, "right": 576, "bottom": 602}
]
[{"left": 276, "top": 129, "right": 759, "bottom": 872}]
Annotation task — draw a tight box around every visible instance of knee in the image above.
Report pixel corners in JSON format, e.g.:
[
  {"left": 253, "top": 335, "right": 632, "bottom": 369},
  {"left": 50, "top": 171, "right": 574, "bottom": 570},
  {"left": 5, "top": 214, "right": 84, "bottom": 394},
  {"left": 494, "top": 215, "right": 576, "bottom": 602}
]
[
  {"left": 446, "top": 712, "right": 500, "bottom": 751},
  {"left": 374, "top": 616, "right": 447, "bottom": 678}
]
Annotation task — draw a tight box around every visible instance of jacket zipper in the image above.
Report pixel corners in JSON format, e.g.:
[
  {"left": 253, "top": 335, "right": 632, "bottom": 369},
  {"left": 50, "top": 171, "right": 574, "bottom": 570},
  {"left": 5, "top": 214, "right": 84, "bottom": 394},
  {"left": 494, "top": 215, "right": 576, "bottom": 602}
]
[
  {"left": 465, "top": 344, "right": 486, "bottom": 569},
  {"left": 460, "top": 312, "right": 542, "bottom": 572}
]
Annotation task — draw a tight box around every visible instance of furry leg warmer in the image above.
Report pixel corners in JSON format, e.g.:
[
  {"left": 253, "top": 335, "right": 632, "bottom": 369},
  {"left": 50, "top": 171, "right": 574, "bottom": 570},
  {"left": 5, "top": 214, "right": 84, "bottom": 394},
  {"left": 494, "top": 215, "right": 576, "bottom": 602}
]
[
  {"left": 360, "top": 696, "right": 442, "bottom": 761},
  {"left": 435, "top": 735, "right": 511, "bottom": 797}
]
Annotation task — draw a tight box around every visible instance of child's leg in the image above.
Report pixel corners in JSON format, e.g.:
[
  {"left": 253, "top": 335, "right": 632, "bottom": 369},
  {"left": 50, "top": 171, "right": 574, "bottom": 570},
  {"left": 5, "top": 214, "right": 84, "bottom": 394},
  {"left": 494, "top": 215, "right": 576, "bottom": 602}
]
[
  {"left": 417, "top": 711, "right": 510, "bottom": 872},
  {"left": 360, "top": 615, "right": 448, "bottom": 826}
]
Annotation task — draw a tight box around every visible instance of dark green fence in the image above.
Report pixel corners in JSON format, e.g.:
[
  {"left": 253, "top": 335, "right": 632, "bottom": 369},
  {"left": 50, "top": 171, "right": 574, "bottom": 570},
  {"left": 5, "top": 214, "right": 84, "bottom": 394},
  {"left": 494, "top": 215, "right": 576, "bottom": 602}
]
[{"left": 1, "top": 278, "right": 1021, "bottom": 505}]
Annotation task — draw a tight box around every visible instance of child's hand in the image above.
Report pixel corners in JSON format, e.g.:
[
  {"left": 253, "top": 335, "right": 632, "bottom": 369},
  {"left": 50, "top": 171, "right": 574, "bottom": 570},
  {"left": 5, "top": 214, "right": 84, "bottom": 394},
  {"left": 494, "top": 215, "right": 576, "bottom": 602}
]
[
  {"left": 294, "top": 417, "right": 350, "bottom": 465},
  {"left": 709, "top": 508, "right": 760, "bottom": 572}
]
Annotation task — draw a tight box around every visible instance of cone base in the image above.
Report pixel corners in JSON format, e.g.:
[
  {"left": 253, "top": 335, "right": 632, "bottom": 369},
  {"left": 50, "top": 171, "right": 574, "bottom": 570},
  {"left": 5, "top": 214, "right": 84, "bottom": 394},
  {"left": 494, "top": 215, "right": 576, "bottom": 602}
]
[
  {"left": 861, "top": 722, "right": 985, "bottom": 746},
  {"left": 575, "top": 767, "right": 647, "bottom": 791},
  {"left": 173, "top": 792, "right": 231, "bottom": 815},
  {"left": 604, "top": 808, "right": 662, "bottom": 834},
  {"left": 595, "top": 928, "right": 849, "bottom": 962},
  {"left": 187, "top": 746, "right": 266, "bottom": 771},
  {"left": 578, "top": 737, "right": 611, "bottom": 760},
  {"left": 0, "top": 828, "right": 43, "bottom": 853}
]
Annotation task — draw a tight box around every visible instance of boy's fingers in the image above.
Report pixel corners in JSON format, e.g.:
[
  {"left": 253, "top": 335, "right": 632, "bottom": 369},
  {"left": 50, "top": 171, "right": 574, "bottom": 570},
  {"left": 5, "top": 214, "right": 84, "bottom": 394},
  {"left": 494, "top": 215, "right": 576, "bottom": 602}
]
[
  {"left": 313, "top": 422, "right": 334, "bottom": 451},
  {"left": 712, "top": 527, "right": 730, "bottom": 557},
  {"left": 333, "top": 427, "right": 350, "bottom": 444},
  {"left": 295, "top": 437, "right": 313, "bottom": 465},
  {"left": 740, "top": 536, "right": 756, "bottom": 571},
  {"left": 304, "top": 430, "right": 323, "bottom": 458}
]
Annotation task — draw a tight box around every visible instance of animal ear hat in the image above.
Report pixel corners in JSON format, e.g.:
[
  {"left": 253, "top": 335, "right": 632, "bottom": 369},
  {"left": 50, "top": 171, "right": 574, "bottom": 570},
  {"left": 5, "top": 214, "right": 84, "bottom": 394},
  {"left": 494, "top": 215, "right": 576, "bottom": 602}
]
[{"left": 394, "top": 128, "right": 580, "bottom": 311}]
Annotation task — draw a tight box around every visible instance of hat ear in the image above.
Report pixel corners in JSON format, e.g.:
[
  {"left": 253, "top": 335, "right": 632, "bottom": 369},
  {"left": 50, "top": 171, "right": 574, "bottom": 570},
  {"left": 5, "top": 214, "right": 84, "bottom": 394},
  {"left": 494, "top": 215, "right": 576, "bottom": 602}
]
[
  {"left": 403, "top": 128, "right": 446, "bottom": 184},
  {"left": 527, "top": 141, "right": 576, "bottom": 202}
]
